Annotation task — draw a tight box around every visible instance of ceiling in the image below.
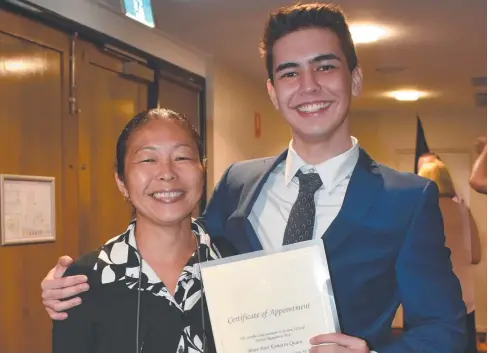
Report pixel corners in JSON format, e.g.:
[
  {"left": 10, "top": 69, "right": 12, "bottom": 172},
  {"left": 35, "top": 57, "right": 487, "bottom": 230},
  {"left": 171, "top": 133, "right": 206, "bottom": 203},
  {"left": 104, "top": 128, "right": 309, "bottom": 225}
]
[{"left": 110, "top": 0, "right": 487, "bottom": 112}]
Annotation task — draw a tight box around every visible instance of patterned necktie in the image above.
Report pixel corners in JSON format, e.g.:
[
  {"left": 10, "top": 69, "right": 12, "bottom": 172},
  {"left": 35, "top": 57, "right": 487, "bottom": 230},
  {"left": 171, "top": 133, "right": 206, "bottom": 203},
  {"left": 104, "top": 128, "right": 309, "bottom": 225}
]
[{"left": 283, "top": 170, "right": 323, "bottom": 245}]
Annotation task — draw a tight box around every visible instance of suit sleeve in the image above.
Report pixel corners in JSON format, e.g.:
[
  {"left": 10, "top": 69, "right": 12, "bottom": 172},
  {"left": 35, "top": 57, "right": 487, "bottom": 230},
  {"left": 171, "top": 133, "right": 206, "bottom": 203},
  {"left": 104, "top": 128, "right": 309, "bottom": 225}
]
[
  {"left": 201, "top": 164, "right": 234, "bottom": 238},
  {"left": 52, "top": 253, "right": 98, "bottom": 353},
  {"left": 377, "top": 181, "right": 467, "bottom": 353},
  {"left": 211, "top": 236, "right": 240, "bottom": 257}
]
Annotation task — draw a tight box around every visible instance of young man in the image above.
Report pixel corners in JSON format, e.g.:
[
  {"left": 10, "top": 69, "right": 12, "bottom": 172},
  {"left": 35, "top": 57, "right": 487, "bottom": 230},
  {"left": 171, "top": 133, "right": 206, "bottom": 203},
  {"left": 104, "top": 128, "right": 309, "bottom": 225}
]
[{"left": 42, "top": 3, "right": 467, "bottom": 352}]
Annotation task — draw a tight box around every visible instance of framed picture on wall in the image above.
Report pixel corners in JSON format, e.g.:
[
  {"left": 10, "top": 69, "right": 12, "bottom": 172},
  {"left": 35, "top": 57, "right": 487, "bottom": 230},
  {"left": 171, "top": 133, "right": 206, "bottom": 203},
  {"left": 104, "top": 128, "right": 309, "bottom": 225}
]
[{"left": 0, "top": 174, "right": 56, "bottom": 246}]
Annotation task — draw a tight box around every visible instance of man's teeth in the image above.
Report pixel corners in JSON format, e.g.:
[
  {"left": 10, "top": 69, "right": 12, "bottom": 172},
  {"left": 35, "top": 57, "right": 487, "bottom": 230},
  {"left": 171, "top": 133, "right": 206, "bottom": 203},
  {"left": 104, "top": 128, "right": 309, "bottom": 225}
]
[
  {"left": 297, "top": 102, "right": 330, "bottom": 113},
  {"left": 152, "top": 191, "right": 183, "bottom": 199}
]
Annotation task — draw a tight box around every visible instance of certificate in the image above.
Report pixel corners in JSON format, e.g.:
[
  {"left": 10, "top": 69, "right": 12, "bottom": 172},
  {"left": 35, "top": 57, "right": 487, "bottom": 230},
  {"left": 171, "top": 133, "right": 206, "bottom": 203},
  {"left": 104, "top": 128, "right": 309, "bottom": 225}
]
[{"left": 200, "top": 239, "right": 340, "bottom": 353}]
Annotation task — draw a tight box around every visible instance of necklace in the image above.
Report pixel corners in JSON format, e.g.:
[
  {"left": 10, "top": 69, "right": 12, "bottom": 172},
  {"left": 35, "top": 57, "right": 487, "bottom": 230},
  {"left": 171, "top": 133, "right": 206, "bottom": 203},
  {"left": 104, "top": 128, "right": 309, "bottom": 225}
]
[{"left": 192, "top": 231, "right": 200, "bottom": 255}]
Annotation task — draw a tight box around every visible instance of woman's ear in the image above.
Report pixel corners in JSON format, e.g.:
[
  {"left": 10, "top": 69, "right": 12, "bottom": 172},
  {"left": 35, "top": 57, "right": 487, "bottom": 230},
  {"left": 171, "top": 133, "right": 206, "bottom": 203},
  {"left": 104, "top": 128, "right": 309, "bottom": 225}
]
[
  {"left": 114, "top": 172, "right": 129, "bottom": 200},
  {"left": 201, "top": 158, "right": 207, "bottom": 173}
]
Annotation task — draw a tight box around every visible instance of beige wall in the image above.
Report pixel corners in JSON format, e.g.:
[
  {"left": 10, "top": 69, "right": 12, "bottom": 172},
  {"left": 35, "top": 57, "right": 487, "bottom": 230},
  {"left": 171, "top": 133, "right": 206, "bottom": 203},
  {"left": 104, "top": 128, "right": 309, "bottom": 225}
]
[
  {"left": 205, "top": 61, "right": 290, "bottom": 192},
  {"left": 350, "top": 107, "right": 487, "bottom": 165},
  {"left": 350, "top": 107, "right": 487, "bottom": 331}
]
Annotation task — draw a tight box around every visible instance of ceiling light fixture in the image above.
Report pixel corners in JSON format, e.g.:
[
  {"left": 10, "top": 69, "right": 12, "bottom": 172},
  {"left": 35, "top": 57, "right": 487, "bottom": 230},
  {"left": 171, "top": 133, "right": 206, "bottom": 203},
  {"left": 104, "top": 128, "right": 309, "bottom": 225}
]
[
  {"left": 386, "top": 90, "right": 429, "bottom": 101},
  {"left": 349, "top": 24, "right": 389, "bottom": 44}
]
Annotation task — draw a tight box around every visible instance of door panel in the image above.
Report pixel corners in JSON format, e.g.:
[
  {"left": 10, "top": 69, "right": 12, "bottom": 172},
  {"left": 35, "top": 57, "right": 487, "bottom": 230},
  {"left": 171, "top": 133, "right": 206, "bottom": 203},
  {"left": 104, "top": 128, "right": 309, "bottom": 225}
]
[
  {"left": 158, "top": 77, "right": 200, "bottom": 131},
  {"left": 77, "top": 41, "right": 149, "bottom": 253},
  {"left": 158, "top": 77, "right": 204, "bottom": 215},
  {"left": 0, "top": 9, "right": 76, "bottom": 353}
]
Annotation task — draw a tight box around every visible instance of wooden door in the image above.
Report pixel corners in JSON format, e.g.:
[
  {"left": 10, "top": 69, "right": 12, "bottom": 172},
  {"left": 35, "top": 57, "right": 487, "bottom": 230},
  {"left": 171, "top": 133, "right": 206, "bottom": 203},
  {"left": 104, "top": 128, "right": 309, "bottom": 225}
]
[
  {"left": 158, "top": 76, "right": 205, "bottom": 214},
  {"left": 0, "top": 9, "right": 77, "bottom": 353},
  {"left": 158, "top": 76, "right": 201, "bottom": 132},
  {"left": 76, "top": 41, "right": 151, "bottom": 253}
]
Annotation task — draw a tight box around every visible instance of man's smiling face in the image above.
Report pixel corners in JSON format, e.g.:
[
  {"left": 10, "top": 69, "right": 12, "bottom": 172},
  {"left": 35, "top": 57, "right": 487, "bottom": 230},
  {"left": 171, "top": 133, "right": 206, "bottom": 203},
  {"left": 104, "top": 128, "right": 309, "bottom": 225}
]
[{"left": 267, "top": 27, "right": 362, "bottom": 144}]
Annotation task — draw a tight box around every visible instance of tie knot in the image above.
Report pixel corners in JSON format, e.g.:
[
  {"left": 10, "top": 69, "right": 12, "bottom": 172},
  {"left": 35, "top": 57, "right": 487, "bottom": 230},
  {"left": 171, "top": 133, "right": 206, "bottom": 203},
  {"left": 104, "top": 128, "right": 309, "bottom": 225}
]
[{"left": 296, "top": 170, "right": 322, "bottom": 193}]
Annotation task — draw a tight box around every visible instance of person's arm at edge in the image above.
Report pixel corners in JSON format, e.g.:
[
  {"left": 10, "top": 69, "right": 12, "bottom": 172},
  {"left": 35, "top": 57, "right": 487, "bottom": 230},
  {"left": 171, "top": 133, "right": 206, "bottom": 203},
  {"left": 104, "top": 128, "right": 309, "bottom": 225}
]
[
  {"left": 469, "top": 145, "right": 487, "bottom": 195},
  {"left": 41, "top": 256, "right": 90, "bottom": 320},
  {"left": 376, "top": 181, "right": 467, "bottom": 353},
  {"left": 52, "top": 252, "right": 97, "bottom": 353}
]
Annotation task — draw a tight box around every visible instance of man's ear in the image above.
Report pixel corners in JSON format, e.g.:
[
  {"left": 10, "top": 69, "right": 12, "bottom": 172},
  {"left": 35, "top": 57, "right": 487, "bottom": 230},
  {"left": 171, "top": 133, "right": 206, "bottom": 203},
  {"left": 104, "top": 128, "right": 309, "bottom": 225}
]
[
  {"left": 267, "top": 79, "right": 279, "bottom": 109},
  {"left": 114, "top": 172, "right": 129, "bottom": 199},
  {"left": 351, "top": 65, "right": 363, "bottom": 97}
]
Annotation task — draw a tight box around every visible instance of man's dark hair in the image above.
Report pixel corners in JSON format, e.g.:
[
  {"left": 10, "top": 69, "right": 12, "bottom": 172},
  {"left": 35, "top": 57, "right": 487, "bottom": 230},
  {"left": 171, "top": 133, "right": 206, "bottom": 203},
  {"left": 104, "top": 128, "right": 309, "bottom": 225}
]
[{"left": 259, "top": 2, "right": 358, "bottom": 83}]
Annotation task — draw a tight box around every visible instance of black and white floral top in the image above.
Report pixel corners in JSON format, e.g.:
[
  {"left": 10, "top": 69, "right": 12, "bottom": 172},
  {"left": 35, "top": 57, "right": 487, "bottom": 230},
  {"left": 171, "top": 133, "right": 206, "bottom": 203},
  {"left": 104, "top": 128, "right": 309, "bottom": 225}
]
[{"left": 52, "top": 219, "right": 237, "bottom": 353}]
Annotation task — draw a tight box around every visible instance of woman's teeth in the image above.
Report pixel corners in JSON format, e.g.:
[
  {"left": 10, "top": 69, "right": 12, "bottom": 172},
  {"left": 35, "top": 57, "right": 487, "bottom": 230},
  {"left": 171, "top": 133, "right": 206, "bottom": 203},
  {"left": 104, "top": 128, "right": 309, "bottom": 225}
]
[{"left": 152, "top": 191, "right": 183, "bottom": 199}]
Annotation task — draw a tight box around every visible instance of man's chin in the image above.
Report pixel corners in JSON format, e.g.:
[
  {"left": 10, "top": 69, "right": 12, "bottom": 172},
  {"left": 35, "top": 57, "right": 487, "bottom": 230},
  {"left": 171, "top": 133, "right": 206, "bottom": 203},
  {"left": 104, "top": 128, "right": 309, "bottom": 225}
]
[{"left": 292, "top": 127, "right": 334, "bottom": 141}]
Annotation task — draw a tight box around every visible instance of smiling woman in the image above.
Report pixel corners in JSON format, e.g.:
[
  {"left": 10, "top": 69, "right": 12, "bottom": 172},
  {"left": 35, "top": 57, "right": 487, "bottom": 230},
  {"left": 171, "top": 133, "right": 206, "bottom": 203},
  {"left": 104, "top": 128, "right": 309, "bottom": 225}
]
[
  {"left": 51, "top": 108, "right": 238, "bottom": 353},
  {"left": 114, "top": 109, "right": 205, "bottom": 226}
]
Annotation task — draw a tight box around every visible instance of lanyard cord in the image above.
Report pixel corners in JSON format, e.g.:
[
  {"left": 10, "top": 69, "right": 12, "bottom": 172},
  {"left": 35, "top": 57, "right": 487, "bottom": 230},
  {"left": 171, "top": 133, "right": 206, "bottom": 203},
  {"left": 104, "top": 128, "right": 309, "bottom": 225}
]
[
  {"left": 136, "top": 255, "right": 143, "bottom": 353},
  {"left": 135, "top": 232, "right": 208, "bottom": 353}
]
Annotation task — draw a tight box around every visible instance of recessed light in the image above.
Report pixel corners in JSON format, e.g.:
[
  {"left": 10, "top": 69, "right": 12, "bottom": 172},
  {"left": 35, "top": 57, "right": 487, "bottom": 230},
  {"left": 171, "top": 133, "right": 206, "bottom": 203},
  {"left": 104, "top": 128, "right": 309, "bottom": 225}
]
[
  {"left": 349, "top": 24, "right": 389, "bottom": 44},
  {"left": 386, "top": 90, "right": 430, "bottom": 101}
]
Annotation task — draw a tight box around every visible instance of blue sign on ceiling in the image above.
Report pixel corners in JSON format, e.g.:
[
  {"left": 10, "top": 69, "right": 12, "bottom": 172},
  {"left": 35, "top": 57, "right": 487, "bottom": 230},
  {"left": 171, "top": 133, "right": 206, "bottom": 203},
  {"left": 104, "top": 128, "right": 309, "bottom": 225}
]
[{"left": 123, "top": 0, "right": 155, "bottom": 28}]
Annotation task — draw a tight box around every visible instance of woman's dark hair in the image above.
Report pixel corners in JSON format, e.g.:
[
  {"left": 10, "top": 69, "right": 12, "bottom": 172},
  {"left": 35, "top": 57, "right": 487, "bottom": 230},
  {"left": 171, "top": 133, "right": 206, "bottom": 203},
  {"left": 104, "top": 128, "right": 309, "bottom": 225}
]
[
  {"left": 115, "top": 108, "right": 204, "bottom": 179},
  {"left": 259, "top": 2, "right": 358, "bottom": 84}
]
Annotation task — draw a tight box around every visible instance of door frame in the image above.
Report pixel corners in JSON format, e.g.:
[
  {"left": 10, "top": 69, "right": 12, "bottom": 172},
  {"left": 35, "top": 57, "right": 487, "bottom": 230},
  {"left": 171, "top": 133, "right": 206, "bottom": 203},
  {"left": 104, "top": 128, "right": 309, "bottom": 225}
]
[
  {"left": 2, "top": 1, "right": 208, "bottom": 210},
  {"left": 156, "top": 71, "right": 208, "bottom": 211}
]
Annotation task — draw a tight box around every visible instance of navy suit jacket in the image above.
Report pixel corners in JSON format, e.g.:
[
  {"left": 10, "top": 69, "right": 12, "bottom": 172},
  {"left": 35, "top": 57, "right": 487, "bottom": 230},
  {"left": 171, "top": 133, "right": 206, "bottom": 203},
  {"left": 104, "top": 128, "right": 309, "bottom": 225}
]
[{"left": 201, "top": 148, "right": 467, "bottom": 353}]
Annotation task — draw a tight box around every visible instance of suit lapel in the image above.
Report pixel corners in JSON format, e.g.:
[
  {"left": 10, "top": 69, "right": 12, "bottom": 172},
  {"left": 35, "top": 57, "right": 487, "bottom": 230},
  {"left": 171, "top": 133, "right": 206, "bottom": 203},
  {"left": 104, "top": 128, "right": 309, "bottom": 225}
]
[
  {"left": 323, "top": 148, "right": 383, "bottom": 253},
  {"left": 234, "top": 150, "right": 288, "bottom": 251}
]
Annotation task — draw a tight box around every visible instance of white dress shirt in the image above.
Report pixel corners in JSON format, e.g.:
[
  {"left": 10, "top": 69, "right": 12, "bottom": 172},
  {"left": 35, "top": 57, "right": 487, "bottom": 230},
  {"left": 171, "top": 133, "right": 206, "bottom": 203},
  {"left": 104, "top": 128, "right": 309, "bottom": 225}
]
[
  {"left": 249, "top": 137, "right": 360, "bottom": 251},
  {"left": 249, "top": 137, "right": 378, "bottom": 352}
]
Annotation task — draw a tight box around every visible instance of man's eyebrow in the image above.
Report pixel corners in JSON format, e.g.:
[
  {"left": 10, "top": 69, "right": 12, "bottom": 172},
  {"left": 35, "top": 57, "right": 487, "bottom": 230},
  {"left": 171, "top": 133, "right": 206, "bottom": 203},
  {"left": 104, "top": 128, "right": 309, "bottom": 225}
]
[
  {"left": 310, "top": 53, "right": 341, "bottom": 63},
  {"left": 275, "top": 53, "right": 342, "bottom": 73},
  {"left": 275, "top": 62, "right": 299, "bottom": 73}
]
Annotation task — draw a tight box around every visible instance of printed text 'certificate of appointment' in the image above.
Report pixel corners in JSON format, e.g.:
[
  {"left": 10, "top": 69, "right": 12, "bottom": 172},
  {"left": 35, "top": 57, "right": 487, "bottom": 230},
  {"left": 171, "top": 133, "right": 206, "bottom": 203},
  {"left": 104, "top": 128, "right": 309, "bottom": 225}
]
[{"left": 200, "top": 239, "right": 340, "bottom": 353}]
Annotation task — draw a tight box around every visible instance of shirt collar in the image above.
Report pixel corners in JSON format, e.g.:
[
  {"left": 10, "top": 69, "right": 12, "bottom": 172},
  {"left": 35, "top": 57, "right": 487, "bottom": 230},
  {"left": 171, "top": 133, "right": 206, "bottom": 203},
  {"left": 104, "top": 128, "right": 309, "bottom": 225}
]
[
  {"left": 284, "top": 137, "right": 360, "bottom": 192},
  {"left": 97, "top": 218, "right": 220, "bottom": 284},
  {"left": 95, "top": 219, "right": 220, "bottom": 312}
]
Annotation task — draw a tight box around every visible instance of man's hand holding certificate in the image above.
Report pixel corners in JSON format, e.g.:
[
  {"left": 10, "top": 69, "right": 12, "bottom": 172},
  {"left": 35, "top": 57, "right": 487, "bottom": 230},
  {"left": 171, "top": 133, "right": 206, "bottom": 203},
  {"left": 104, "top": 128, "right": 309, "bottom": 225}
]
[
  {"left": 309, "top": 333, "right": 370, "bottom": 353},
  {"left": 200, "top": 239, "right": 341, "bottom": 353}
]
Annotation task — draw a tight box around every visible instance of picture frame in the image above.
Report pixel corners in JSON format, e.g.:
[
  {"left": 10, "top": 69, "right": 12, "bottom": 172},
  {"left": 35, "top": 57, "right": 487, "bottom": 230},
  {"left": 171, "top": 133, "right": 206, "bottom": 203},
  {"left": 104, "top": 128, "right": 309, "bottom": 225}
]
[{"left": 0, "top": 174, "right": 56, "bottom": 246}]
